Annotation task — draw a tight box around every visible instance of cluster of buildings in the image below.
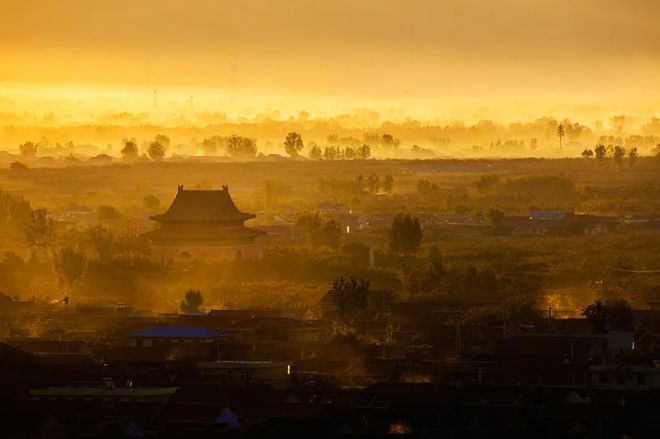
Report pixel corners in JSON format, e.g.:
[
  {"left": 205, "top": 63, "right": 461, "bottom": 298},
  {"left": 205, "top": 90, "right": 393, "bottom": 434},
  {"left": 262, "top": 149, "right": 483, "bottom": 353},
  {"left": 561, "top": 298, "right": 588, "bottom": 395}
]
[
  {"left": 258, "top": 203, "right": 660, "bottom": 243},
  {"left": 47, "top": 186, "right": 660, "bottom": 265},
  {"left": 2, "top": 292, "right": 660, "bottom": 437}
]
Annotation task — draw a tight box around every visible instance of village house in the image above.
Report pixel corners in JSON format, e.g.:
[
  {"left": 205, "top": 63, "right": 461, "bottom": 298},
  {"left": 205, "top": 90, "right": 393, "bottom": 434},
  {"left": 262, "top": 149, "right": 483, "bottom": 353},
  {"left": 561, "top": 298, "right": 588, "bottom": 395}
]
[
  {"left": 129, "top": 326, "right": 229, "bottom": 347},
  {"left": 197, "top": 360, "right": 291, "bottom": 388}
]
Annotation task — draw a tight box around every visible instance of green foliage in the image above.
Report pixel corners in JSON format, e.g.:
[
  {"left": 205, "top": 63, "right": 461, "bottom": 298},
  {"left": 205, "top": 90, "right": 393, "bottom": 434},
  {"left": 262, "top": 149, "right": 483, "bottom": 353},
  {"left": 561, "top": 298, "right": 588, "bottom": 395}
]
[
  {"left": 389, "top": 213, "right": 422, "bottom": 254},
  {"left": 180, "top": 288, "right": 204, "bottom": 313}
]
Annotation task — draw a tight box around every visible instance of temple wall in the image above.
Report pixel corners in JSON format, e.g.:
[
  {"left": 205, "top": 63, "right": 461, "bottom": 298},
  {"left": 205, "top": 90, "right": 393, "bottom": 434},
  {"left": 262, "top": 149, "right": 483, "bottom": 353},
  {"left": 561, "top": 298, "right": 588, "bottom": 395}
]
[{"left": 150, "top": 243, "right": 263, "bottom": 261}]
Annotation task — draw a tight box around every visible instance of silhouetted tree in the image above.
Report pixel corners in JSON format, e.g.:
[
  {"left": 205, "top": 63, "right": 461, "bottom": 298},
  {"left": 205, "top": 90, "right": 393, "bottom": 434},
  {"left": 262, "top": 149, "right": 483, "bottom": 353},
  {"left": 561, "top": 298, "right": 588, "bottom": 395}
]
[
  {"left": 581, "top": 148, "right": 594, "bottom": 158},
  {"left": 485, "top": 207, "right": 505, "bottom": 225},
  {"left": 327, "top": 275, "right": 369, "bottom": 323},
  {"left": 366, "top": 174, "right": 380, "bottom": 194},
  {"left": 594, "top": 144, "right": 607, "bottom": 161},
  {"left": 53, "top": 247, "right": 87, "bottom": 294},
  {"left": 180, "top": 289, "right": 204, "bottom": 313},
  {"left": 201, "top": 135, "right": 225, "bottom": 155},
  {"left": 297, "top": 213, "right": 342, "bottom": 248},
  {"left": 284, "top": 132, "right": 304, "bottom": 157},
  {"left": 309, "top": 144, "right": 322, "bottom": 160},
  {"left": 143, "top": 195, "right": 160, "bottom": 211},
  {"left": 23, "top": 209, "right": 56, "bottom": 255},
  {"left": 358, "top": 144, "right": 371, "bottom": 159},
  {"left": 417, "top": 179, "right": 437, "bottom": 195},
  {"left": 343, "top": 147, "right": 356, "bottom": 159},
  {"left": 226, "top": 135, "right": 257, "bottom": 158},
  {"left": 628, "top": 147, "right": 638, "bottom": 166},
  {"left": 583, "top": 299, "right": 634, "bottom": 333},
  {"left": 381, "top": 134, "right": 400, "bottom": 148},
  {"left": 613, "top": 145, "right": 626, "bottom": 169},
  {"left": 86, "top": 225, "right": 115, "bottom": 262},
  {"left": 323, "top": 146, "right": 341, "bottom": 160},
  {"left": 383, "top": 175, "right": 394, "bottom": 194},
  {"left": 557, "top": 124, "right": 565, "bottom": 150},
  {"left": 120, "top": 138, "right": 138, "bottom": 161},
  {"left": 264, "top": 181, "right": 278, "bottom": 208},
  {"left": 147, "top": 141, "right": 166, "bottom": 161},
  {"left": 154, "top": 134, "right": 171, "bottom": 148},
  {"left": 18, "top": 141, "right": 38, "bottom": 157},
  {"left": 427, "top": 245, "right": 444, "bottom": 280},
  {"left": 475, "top": 174, "right": 500, "bottom": 192},
  {"left": 97, "top": 205, "right": 121, "bottom": 220},
  {"left": 389, "top": 213, "right": 423, "bottom": 254},
  {"left": 323, "top": 220, "right": 342, "bottom": 249},
  {"left": 9, "top": 161, "right": 29, "bottom": 172}
]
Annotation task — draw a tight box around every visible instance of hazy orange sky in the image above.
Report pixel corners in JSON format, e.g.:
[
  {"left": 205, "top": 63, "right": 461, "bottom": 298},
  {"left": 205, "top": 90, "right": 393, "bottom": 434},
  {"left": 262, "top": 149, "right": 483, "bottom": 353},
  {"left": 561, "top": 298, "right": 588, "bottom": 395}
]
[{"left": 1, "top": 0, "right": 659, "bottom": 120}]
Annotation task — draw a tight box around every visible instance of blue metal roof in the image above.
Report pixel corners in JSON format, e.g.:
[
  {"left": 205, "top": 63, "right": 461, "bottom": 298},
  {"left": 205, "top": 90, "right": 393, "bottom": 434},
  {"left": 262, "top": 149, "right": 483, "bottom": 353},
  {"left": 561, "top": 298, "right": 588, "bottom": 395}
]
[{"left": 130, "top": 327, "right": 228, "bottom": 338}]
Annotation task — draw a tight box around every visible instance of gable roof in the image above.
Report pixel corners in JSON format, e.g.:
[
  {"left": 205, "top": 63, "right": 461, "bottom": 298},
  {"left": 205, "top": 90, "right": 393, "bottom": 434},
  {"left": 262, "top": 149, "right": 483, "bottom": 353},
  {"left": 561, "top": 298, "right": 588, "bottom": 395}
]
[
  {"left": 129, "top": 326, "right": 229, "bottom": 339},
  {"left": 151, "top": 185, "right": 254, "bottom": 223}
]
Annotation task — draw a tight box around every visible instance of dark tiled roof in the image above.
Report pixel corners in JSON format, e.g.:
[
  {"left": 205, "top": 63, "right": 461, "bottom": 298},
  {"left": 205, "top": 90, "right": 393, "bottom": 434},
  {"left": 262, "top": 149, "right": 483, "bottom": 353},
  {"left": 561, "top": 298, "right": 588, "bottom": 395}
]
[
  {"left": 129, "top": 326, "right": 229, "bottom": 338},
  {"left": 151, "top": 186, "right": 254, "bottom": 223}
]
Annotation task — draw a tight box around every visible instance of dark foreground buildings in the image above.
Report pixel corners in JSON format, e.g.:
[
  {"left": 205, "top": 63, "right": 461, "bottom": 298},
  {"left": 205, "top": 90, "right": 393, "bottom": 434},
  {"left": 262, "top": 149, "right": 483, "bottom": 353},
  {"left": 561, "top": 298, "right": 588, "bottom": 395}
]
[{"left": 2, "top": 296, "right": 660, "bottom": 438}]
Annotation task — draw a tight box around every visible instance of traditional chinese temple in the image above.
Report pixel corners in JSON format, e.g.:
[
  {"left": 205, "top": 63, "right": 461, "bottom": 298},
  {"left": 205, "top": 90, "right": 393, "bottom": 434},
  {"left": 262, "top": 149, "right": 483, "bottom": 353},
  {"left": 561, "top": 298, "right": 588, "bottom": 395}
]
[{"left": 143, "top": 185, "right": 264, "bottom": 260}]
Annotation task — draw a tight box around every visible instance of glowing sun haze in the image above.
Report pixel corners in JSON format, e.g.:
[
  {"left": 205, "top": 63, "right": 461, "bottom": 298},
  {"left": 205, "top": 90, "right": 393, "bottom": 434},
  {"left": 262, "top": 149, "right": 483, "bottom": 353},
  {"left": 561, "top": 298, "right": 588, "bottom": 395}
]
[{"left": 1, "top": 0, "right": 658, "bottom": 121}]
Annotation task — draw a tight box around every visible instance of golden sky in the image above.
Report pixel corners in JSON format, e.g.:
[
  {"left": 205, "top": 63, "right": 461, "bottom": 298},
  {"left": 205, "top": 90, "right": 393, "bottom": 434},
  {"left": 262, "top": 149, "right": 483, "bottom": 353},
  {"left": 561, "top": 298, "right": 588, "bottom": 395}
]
[{"left": 1, "top": 0, "right": 659, "bottom": 119}]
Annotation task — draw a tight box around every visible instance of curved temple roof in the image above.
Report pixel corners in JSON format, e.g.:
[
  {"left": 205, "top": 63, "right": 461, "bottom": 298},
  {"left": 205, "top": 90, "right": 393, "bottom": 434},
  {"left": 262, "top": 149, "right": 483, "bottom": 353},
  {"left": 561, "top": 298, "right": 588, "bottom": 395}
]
[{"left": 150, "top": 185, "right": 255, "bottom": 223}]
